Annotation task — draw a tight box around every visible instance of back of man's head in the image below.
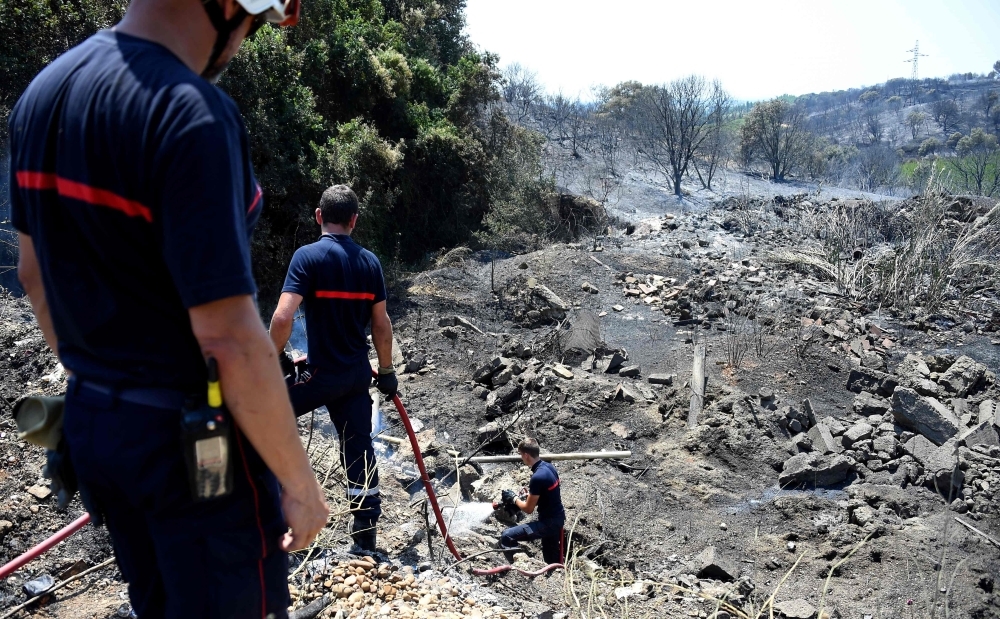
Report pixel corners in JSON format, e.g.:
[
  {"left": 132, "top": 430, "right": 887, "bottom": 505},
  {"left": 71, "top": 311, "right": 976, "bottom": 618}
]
[
  {"left": 518, "top": 438, "right": 541, "bottom": 459},
  {"left": 319, "top": 185, "right": 359, "bottom": 226}
]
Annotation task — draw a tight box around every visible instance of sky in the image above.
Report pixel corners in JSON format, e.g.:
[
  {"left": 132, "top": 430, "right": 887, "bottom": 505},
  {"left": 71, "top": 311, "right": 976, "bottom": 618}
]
[{"left": 463, "top": 0, "right": 1000, "bottom": 102}]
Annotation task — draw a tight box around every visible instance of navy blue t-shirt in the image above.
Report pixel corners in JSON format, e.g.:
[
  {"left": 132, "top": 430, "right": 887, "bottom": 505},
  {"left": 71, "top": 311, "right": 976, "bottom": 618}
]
[
  {"left": 8, "top": 30, "right": 262, "bottom": 389},
  {"left": 281, "top": 234, "right": 386, "bottom": 370},
  {"left": 529, "top": 460, "right": 565, "bottom": 523}
]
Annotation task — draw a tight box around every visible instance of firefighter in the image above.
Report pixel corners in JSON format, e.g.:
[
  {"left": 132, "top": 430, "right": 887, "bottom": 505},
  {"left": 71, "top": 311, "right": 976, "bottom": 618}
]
[
  {"left": 269, "top": 184, "right": 396, "bottom": 552},
  {"left": 497, "top": 439, "right": 566, "bottom": 565},
  {"left": 9, "top": 0, "right": 328, "bottom": 616}
]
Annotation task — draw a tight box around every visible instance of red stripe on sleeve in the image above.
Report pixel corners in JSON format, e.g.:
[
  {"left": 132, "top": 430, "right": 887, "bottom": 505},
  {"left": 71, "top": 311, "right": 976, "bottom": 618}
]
[
  {"left": 247, "top": 183, "right": 262, "bottom": 214},
  {"left": 16, "top": 171, "right": 153, "bottom": 223},
  {"left": 315, "top": 291, "right": 376, "bottom": 300},
  {"left": 547, "top": 479, "right": 560, "bottom": 491}
]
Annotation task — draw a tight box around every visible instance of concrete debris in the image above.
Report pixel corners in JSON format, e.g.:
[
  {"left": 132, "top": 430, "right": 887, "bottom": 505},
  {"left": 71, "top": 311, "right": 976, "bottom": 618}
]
[
  {"left": 774, "top": 598, "right": 817, "bottom": 619},
  {"left": 27, "top": 485, "right": 52, "bottom": 500},
  {"left": 610, "top": 421, "right": 634, "bottom": 439},
  {"left": 486, "top": 383, "right": 522, "bottom": 413},
  {"left": 846, "top": 368, "right": 899, "bottom": 398},
  {"left": 581, "top": 281, "right": 599, "bottom": 294},
  {"left": 612, "top": 383, "right": 637, "bottom": 404},
  {"left": 891, "top": 387, "right": 960, "bottom": 446},
  {"left": 779, "top": 453, "right": 853, "bottom": 486},
  {"left": 532, "top": 284, "right": 569, "bottom": 311},
  {"left": 959, "top": 421, "right": 999, "bottom": 449},
  {"left": 938, "top": 355, "right": 989, "bottom": 396},
  {"left": 648, "top": 373, "right": 675, "bottom": 386},
  {"left": 978, "top": 400, "right": 997, "bottom": 425},
  {"left": 551, "top": 364, "right": 574, "bottom": 380},
  {"left": 853, "top": 391, "right": 890, "bottom": 417},
  {"left": 618, "top": 365, "right": 641, "bottom": 378},
  {"left": 841, "top": 423, "right": 874, "bottom": 448},
  {"left": 694, "top": 546, "right": 738, "bottom": 582},
  {"left": 808, "top": 423, "right": 843, "bottom": 455}
]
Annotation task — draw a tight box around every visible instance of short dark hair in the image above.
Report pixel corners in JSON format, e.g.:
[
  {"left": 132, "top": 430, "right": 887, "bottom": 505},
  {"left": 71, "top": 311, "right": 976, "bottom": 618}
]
[
  {"left": 319, "top": 184, "right": 359, "bottom": 226},
  {"left": 518, "top": 438, "right": 540, "bottom": 459}
]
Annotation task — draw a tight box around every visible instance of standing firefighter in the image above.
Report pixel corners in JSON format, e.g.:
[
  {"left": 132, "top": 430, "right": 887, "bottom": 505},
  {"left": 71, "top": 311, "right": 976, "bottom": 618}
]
[
  {"left": 9, "top": 0, "right": 329, "bottom": 616},
  {"left": 496, "top": 439, "right": 566, "bottom": 565},
  {"left": 269, "top": 184, "right": 397, "bottom": 552}
]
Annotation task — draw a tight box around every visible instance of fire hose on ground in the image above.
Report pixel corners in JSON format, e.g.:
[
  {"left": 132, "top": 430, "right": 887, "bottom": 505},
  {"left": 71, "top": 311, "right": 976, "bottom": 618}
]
[
  {"left": 0, "top": 374, "right": 575, "bottom": 583},
  {"left": 376, "top": 371, "right": 564, "bottom": 577}
]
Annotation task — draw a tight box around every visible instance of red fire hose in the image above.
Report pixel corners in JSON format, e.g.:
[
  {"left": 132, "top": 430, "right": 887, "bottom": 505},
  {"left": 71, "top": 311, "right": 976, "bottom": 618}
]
[
  {"left": 0, "top": 375, "right": 561, "bottom": 581},
  {"left": 374, "top": 372, "right": 563, "bottom": 577},
  {"left": 0, "top": 513, "right": 91, "bottom": 581}
]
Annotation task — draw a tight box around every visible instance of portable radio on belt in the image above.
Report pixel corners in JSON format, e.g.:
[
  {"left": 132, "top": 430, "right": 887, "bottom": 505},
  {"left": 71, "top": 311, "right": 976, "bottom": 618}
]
[{"left": 181, "top": 357, "right": 234, "bottom": 500}]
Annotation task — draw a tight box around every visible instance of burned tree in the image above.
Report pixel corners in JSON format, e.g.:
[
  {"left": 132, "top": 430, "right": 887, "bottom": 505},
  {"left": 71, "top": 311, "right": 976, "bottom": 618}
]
[
  {"left": 739, "top": 98, "right": 811, "bottom": 181},
  {"left": 631, "top": 75, "right": 718, "bottom": 196}
]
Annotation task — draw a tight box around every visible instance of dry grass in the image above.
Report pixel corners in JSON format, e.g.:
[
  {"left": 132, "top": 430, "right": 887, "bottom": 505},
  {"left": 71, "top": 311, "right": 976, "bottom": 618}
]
[{"left": 768, "top": 181, "right": 1000, "bottom": 315}]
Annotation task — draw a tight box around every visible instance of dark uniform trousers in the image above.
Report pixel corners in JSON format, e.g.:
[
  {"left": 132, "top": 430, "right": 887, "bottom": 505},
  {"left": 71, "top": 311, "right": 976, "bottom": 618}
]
[
  {"left": 287, "top": 361, "right": 381, "bottom": 533},
  {"left": 64, "top": 380, "right": 290, "bottom": 619},
  {"left": 500, "top": 518, "right": 566, "bottom": 565}
]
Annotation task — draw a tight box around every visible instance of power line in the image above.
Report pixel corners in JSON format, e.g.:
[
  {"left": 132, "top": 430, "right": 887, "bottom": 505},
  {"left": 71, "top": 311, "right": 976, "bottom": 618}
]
[{"left": 904, "top": 40, "right": 929, "bottom": 81}]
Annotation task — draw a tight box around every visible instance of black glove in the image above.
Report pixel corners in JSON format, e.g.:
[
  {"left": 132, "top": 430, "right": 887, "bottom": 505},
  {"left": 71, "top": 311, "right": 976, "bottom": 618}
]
[
  {"left": 44, "top": 441, "right": 103, "bottom": 526},
  {"left": 501, "top": 489, "right": 516, "bottom": 509},
  {"left": 375, "top": 369, "right": 398, "bottom": 397},
  {"left": 279, "top": 352, "right": 296, "bottom": 377}
]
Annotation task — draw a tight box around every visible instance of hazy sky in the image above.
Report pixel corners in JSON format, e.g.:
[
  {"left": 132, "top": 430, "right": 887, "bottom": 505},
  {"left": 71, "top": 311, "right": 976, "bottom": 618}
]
[{"left": 464, "top": 0, "right": 1000, "bottom": 102}]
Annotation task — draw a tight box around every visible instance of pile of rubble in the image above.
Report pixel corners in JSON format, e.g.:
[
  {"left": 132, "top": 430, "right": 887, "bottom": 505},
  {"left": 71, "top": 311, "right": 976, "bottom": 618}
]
[
  {"left": 288, "top": 555, "right": 509, "bottom": 619},
  {"left": 776, "top": 352, "right": 1000, "bottom": 517}
]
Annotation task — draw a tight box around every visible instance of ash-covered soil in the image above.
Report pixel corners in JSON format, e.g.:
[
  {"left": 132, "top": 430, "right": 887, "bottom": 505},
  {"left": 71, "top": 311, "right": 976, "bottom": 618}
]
[{"left": 2, "top": 186, "right": 1000, "bottom": 619}]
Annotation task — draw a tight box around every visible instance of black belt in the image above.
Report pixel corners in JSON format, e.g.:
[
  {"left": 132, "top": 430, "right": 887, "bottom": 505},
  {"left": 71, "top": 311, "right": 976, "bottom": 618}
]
[{"left": 72, "top": 377, "right": 189, "bottom": 410}]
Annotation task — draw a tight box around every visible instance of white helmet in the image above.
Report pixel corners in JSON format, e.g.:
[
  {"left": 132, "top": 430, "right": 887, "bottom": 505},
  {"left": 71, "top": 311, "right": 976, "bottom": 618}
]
[{"left": 237, "top": 0, "right": 299, "bottom": 26}]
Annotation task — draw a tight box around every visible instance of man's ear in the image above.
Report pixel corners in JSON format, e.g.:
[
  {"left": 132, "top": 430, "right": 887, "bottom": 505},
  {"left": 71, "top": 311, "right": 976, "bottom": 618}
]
[
  {"left": 349, "top": 213, "right": 359, "bottom": 228},
  {"left": 315, "top": 208, "right": 323, "bottom": 226}
]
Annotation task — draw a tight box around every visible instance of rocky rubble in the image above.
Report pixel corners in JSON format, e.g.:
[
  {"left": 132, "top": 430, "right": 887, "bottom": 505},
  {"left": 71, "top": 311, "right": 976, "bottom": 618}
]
[
  {"left": 288, "top": 555, "right": 508, "bottom": 619},
  {"left": 775, "top": 350, "right": 1000, "bottom": 518}
]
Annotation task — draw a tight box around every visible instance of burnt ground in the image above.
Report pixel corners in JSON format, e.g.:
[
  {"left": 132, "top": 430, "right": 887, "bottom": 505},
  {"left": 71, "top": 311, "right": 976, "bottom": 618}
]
[{"left": 2, "top": 186, "right": 1000, "bottom": 619}]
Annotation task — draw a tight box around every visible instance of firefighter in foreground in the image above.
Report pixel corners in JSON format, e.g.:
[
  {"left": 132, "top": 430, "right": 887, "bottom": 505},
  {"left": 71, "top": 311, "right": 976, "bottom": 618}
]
[
  {"left": 495, "top": 439, "right": 566, "bottom": 565},
  {"left": 269, "top": 184, "right": 396, "bottom": 552},
  {"left": 9, "top": 0, "right": 329, "bottom": 616}
]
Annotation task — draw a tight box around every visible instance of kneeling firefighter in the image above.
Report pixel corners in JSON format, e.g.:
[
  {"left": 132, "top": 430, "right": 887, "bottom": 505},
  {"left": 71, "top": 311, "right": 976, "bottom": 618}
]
[
  {"left": 269, "top": 184, "right": 397, "bottom": 552},
  {"left": 494, "top": 438, "right": 566, "bottom": 565}
]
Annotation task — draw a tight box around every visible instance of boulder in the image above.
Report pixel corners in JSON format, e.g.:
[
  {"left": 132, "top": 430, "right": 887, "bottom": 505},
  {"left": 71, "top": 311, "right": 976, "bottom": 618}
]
[
  {"left": 648, "top": 373, "right": 675, "bottom": 386},
  {"left": 921, "top": 439, "right": 964, "bottom": 493},
  {"left": 532, "top": 285, "right": 569, "bottom": 311},
  {"left": 602, "top": 351, "right": 627, "bottom": 374},
  {"left": 551, "top": 365, "right": 574, "bottom": 380},
  {"left": 695, "top": 546, "right": 738, "bottom": 582},
  {"left": 618, "top": 365, "right": 641, "bottom": 378},
  {"left": 897, "top": 353, "right": 931, "bottom": 382},
  {"left": 841, "top": 423, "right": 874, "bottom": 448},
  {"left": 612, "top": 383, "right": 637, "bottom": 404},
  {"left": 779, "top": 453, "right": 853, "bottom": 486},
  {"left": 846, "top": 368, "right": 899, "bottom": 397},
  {"left": 938, "top": 355, "right": 988, "bottom": 397},
  {"left": 486, "top": 383, "right": 523, "bottom": 412},
  {"left": 977, "top": 400, "right": 996, "bottom": 425},
  {"left": 476, "top": 422, "right": 509, "bottom": 450},
  {"left": 853, "top": 391, "right": 890, "bottom": 417},
  {"left": 959, "top": 421, "right": 999, "bottom": 449},
  {"left": 808, "top": 423, "right": 842, "bottom": 455},
  {"left": 891, "top": 387, "right": 960, "bottom": 445},
  {"left": 872, "top": 435, "right": 899, "bottom": 458},
  {"left": 900, "top": 434, "right": 937, "bottom": 465},
  {"left": 774, "top": 599, "right": 816, "bottom": 619}
]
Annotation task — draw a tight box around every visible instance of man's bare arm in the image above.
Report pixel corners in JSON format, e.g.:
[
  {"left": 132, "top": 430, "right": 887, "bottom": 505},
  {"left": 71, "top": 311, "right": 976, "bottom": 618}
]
[
  {"left": 268, "top": 292, "right": 303, "bottom": 353},
  {"left": 189, "top": 294, "right": 326, "bottom": 551},
  {"left": 370, "top": 300, "right": 393, "bottom": 369},
  {"left": 517, "top": 494, "right": 540, "bottom": 515},
  {"left": 17, "top": 233, "right": 60, "bottom": 359}
]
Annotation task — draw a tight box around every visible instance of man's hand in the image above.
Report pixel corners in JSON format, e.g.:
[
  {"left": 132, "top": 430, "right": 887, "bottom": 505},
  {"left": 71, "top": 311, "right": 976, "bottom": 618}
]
[
  {"left": 279, "top": 479, "right": 328, "bottom": 551},
  {"left": 375, "top": 368, "right": 398, "bottom": 397},
  {"left": 189, "top": 295, "right": 329, "bottom": 550}
]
